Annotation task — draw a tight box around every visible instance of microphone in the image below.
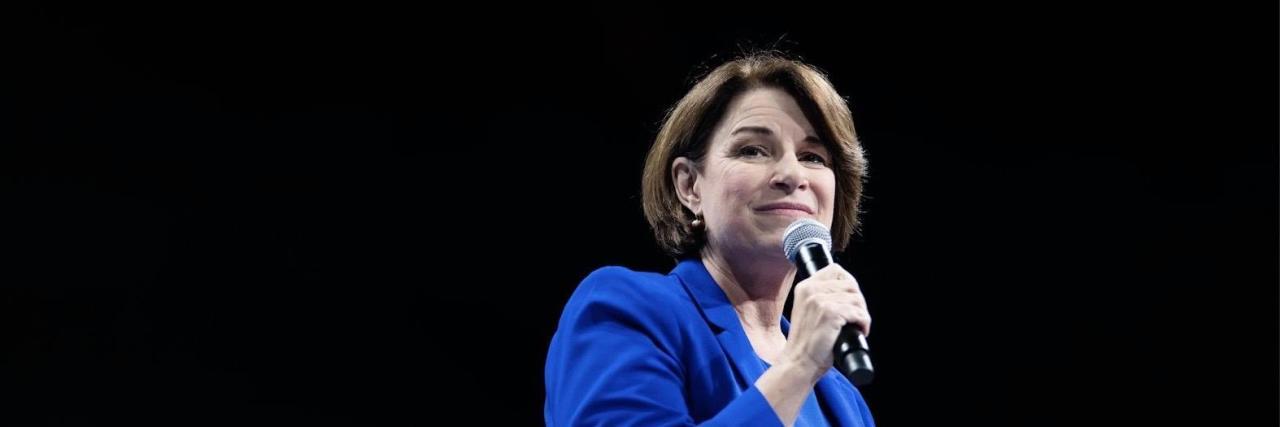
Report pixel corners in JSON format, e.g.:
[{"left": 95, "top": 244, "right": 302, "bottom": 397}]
[{"left": 782, "top": 219, "right": 874, "bottom": 386}]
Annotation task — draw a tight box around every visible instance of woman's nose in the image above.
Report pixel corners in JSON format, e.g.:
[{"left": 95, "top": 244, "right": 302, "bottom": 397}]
[{"left": 770, "top": 155, "right": 809, "bottom": 192}]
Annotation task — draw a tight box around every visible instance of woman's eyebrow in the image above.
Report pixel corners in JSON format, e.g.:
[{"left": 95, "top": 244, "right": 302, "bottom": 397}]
[
  {"left": 731, "top": 126, "right": 823, "bottom": 145},
  {"left": 730, "top": 126, "right": 775, "bottom": 137}
]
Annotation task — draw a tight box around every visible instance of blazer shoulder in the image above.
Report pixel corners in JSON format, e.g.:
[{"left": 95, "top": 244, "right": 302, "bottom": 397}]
[
  {"left": 575, "top": 265, "right": 688, "bottom": 302},
  {"left": 560, "top": 265, "right": 693, "bottom": 323}
]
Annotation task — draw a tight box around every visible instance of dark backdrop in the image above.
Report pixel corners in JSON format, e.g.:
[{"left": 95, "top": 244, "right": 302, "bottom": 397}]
[{"left": 6, "top": 3, "right": 1276, "bottom": 426}]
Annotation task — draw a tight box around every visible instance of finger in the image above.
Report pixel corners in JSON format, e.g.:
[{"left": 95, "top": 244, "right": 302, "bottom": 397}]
[
  {"left": 814, "top": 266, "right": 861, "bottom": 291},
  {"left": 819, "top": 297, "right": 864, "bottom": 318},
  {"left": 811, "top": 280, "right": 861, "bottom": 294},
  {"left": 855, "top": 314, "right": 872, "bottom": 337},
  {"left": 833, "top": 304, "right": 872, "bottom": 337},
  {"left": 809, "top": 278, "right": 862, "bottom": 296},
  {"left": 811, "top": 293, "right": 867, "bottom": 318},
  {"left": 831, "top": 299, "right": 872, "bottom": 336},
  {"left": 833, "top": 292, "right": 867, "bottom": 311},
  {"left": 811, "top": 264, "right": 851, "bottom": 280},
  {"left": 841, "top": 274, "right": 862, "bottom": 294}
]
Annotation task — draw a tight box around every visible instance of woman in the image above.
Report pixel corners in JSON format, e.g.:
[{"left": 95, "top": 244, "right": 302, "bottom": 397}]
[{"left": 544, "top": 53, "right": 874, "bottom": 426}]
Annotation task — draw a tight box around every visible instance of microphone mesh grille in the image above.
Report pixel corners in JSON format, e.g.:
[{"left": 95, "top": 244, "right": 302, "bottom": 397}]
[{"left": 782, "top": 219, "right": 833, "bottom": 261}]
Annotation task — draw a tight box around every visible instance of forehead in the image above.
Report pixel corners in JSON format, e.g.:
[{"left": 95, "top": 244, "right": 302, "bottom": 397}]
[{"left": 719, "top": 87, "right": 817, "bottom": 135}]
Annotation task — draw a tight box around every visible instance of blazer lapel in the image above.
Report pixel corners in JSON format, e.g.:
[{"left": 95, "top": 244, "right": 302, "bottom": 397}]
[
  {"left": 814, "top": 371, "right": 862, "bottom": 427},
  {"left": 672, "top": 259, "right": 766, "bottom": 387}
]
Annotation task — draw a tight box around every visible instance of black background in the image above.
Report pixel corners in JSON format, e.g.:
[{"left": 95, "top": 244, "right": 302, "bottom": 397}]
[{"left": 6, "top": 3, "right": 1277, "bottom": 426}]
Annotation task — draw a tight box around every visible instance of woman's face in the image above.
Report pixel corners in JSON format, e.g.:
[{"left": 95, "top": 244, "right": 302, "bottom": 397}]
[{"left": 675, "top": 87, "right": 836, "bottom": 261}]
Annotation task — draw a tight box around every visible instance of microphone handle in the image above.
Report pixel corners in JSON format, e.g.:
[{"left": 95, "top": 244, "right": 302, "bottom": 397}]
[{"left": 796, "top": 243, "right": 875, "bottom": 386}]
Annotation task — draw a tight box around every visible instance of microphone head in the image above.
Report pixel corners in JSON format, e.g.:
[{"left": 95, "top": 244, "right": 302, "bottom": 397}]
[{"left": 782, "top": 219, "right": 833, "bottom": 261}]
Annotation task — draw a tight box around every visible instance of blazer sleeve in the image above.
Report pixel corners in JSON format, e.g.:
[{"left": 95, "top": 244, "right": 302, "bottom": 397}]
[{"left": 544, "top": 267, "right": 783, "bottom": 427}]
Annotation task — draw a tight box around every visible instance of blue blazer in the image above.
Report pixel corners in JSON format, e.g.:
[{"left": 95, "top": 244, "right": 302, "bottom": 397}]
[{"left": 545, "top": 259, "right": 876, "bottom": 426}]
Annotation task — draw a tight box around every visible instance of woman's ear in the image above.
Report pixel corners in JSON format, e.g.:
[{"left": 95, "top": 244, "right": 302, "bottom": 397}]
[{"left": 672, "top": 157, "right": 700, "bottom": 215}]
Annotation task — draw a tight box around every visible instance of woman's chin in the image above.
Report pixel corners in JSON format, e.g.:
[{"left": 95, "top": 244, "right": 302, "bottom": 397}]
[{"left": 755, "top": 214, "right": 812, "bottom": 234}]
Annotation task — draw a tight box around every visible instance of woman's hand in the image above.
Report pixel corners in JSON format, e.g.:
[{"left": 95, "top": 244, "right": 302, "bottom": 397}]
[{"left": 781, "top": 264, "right": 871, "bottom": 380}]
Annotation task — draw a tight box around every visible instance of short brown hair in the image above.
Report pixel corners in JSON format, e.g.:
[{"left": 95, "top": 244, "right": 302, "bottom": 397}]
[{"left": 642, "top": 53, "right": 868, "bottom": 258}]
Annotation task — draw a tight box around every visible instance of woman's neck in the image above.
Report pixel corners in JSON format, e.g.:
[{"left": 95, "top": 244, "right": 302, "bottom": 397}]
[{"left": 699, "top": 246, "right": 796, "bottom": 332}]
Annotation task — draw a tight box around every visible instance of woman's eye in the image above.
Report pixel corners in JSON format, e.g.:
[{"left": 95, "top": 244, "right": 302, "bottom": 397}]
[
  {"left": 801, "top": 153, "right": 829, "bottom": 166},
  {"left": 738, "top": 146, "right": 768, "bottom": 157}
]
